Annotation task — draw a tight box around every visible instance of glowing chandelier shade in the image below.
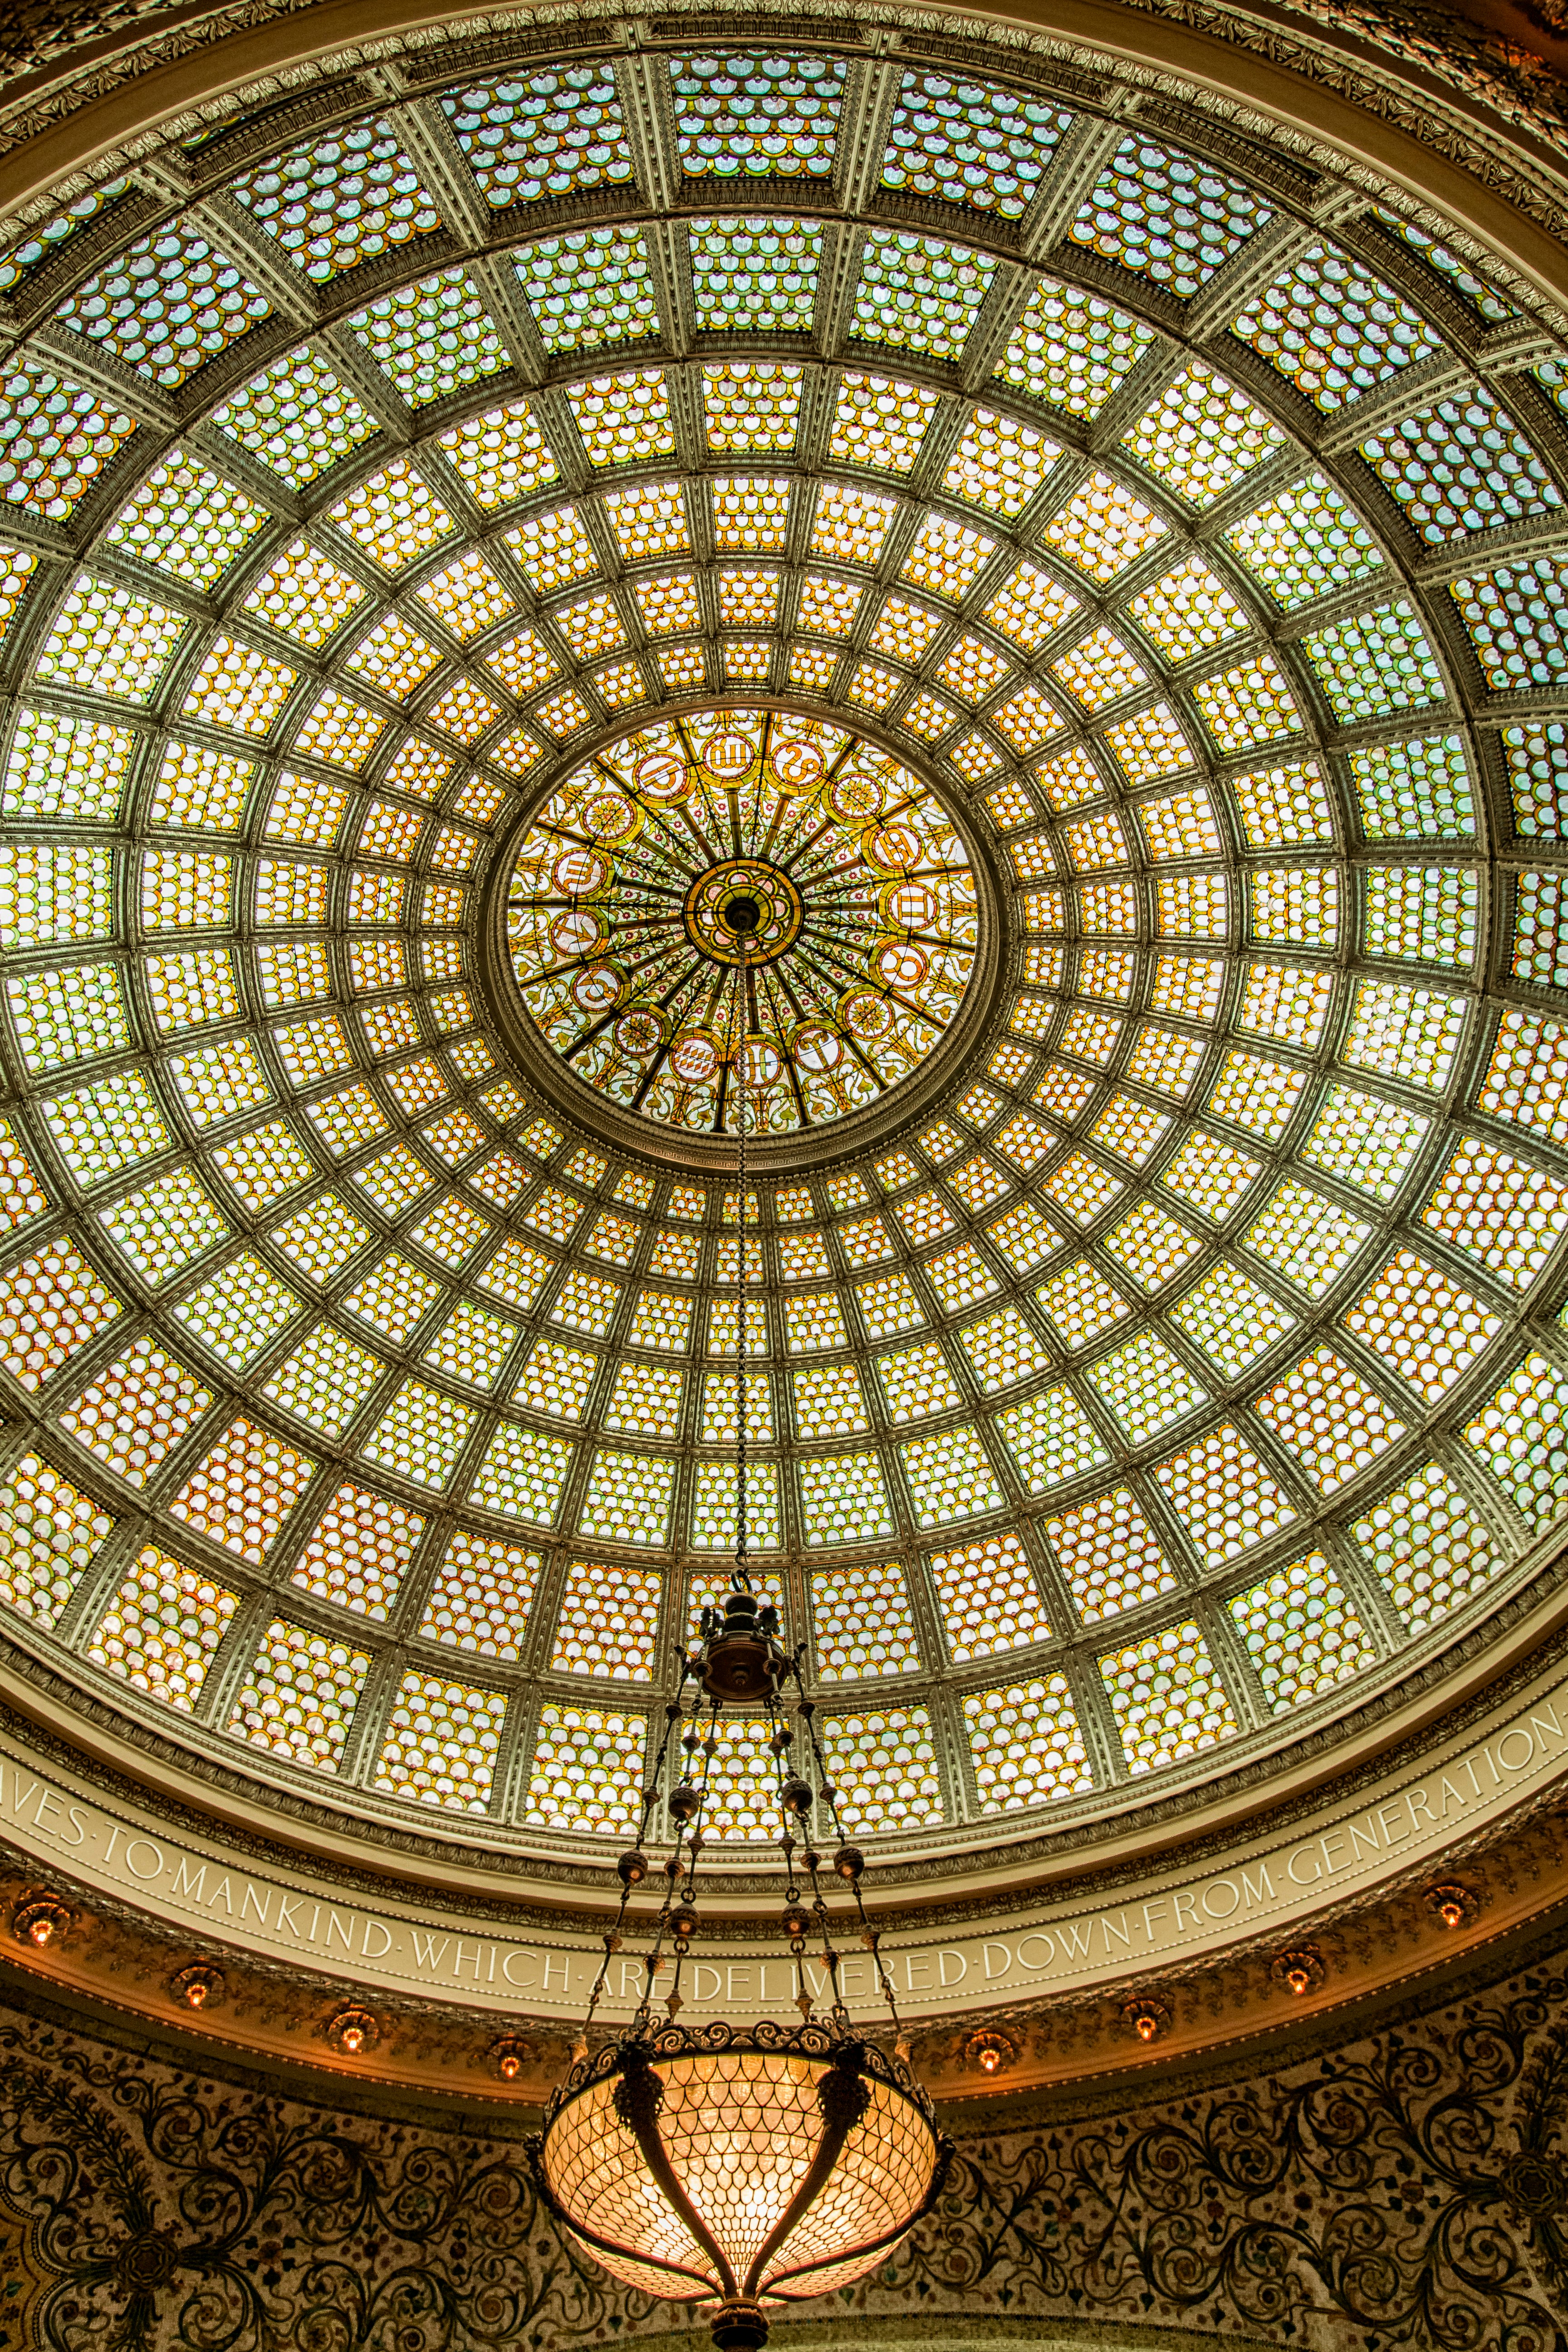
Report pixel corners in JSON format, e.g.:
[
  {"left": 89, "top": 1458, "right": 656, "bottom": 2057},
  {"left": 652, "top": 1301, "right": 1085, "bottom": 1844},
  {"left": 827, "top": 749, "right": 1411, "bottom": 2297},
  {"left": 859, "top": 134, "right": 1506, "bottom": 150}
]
[
  {"left": 529, "top": 921, "right": 949, "bottom": 2351},
  {"left": 535, "top": 2023, "right": 946, "bottom": 2347}
]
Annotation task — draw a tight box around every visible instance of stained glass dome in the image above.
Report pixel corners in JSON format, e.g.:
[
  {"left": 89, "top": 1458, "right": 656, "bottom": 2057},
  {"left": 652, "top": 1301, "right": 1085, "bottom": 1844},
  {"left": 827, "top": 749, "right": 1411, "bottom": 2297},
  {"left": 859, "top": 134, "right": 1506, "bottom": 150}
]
[
  {"left": 504, "top": 707, "right": 978, "bottom": 1137},
  {"left": 0, "top": 29, "right": 1563, "bottom": 1873}
]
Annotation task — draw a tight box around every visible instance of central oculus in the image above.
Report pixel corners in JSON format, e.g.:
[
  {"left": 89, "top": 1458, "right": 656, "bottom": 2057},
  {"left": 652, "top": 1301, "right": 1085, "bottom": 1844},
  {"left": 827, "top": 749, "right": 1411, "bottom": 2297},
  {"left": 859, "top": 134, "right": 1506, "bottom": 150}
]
[{"left": 505, "top": 707, "right": 978, "bottom": 1137}]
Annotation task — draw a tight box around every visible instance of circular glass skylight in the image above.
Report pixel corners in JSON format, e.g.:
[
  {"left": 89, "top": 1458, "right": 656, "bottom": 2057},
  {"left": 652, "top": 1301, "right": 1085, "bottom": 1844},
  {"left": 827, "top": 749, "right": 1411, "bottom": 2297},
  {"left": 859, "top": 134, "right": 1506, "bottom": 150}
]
[
  {"left": 504, "top": 707, "right": 977, "bottom": 1136},
  {"left": 0, "top": 24, "right": 1562, "bottom": 1872}
]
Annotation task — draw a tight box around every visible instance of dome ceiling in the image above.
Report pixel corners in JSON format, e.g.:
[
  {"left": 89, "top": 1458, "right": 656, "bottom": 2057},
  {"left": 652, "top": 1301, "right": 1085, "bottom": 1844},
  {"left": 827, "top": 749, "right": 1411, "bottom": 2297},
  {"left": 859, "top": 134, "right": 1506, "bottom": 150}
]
[{"left": 0, "top": 31, "right": 1561, "bottom": 1874}]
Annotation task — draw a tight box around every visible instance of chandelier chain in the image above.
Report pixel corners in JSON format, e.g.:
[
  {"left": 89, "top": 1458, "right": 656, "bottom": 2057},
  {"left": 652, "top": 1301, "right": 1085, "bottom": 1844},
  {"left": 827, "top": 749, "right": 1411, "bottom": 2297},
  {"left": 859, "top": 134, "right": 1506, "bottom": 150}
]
[
  {"left": 593, "top": 1686, "right": 689, "bottom": 2037},
  {"left": 661, "top": 1692, "right": 722, "bottom": 2022},
  {"left": 626, "top": 1684, "right": 697, "bottom": 2035},
  {"left": 796, "top": 1698, "right": 905, "bottom": 2036},
  {"left": 735, "top": 931, "right": 748, "bottom": 1587}
]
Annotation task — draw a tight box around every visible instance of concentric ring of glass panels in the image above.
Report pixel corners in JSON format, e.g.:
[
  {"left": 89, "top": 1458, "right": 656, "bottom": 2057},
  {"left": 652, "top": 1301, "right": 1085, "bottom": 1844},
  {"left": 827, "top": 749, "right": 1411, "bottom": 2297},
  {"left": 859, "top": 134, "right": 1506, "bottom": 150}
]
[{"left": 0, "top": 34, "right": 1564, "bottom": 1852}]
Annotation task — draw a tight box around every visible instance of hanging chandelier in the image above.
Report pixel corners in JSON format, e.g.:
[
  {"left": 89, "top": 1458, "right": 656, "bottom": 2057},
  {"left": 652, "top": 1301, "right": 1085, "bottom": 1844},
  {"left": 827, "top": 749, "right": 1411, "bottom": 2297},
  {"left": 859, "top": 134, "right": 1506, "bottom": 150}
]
[{"left": 529, "top": 917, "right": 951, "bottom": 2352}]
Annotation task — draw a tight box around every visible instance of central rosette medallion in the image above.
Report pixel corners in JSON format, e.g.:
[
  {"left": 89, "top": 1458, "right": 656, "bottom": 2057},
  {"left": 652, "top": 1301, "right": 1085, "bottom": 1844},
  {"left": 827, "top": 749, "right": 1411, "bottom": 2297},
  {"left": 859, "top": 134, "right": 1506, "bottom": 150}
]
[
  {"left": 683, "top": 858, "right": 804, "bottom": 966},
  {"left": 504, "top": 707, "right": 977, "bottom": 1137}
]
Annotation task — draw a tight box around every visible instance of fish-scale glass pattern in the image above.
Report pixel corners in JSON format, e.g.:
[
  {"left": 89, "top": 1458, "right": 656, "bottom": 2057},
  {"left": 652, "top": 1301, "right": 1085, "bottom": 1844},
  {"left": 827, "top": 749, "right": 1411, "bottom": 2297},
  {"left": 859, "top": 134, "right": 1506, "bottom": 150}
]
[
  {"left": 55, "top": 225, "right": 271, "bottom": 387},
  {"left": 0, "top": 40, "right": 1553, "bottom": 1877},
  {"left": 1070, "top": 140, "right": 1269, "bottom": 299},
  {"left": 1230, "top": 246, "right": 1441, "bottom": 410},
  {"left": 232, "top": 124, "right": 441, "bottom": 280},
  {"left": 441, "top": 69, "right": 634, "bottom": 207},
  {"left": 670, "top": 55, "right": 844, "bottom": 179},
  {"left": 881, "top": 75, "right": 1071, "bottom": 218}
]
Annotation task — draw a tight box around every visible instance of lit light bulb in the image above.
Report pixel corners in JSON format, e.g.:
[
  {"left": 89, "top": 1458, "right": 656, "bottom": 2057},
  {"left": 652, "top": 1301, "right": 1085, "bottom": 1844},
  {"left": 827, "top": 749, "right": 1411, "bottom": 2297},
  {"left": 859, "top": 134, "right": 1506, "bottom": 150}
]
[
  {"left": 500, "top": 2051, "right": 520, "bottom": 2080},
  {"left": 1134, "top": 2012, "right": 1158, "bottom": 2043},
  {"left": 186, "top": 1980, "right": 208, "bottom": 2009},
  {"left": 341, "top": 2024, "right": 364, "bottom": 2053},
  {"left": 1286, "top": 1966, "right": 1311, "bottom": 1998},
  {"left": 978, "top": 2046, "right": 1000, "bottom": 2073},
  {"left": 29, "top": 1917, "right": 53, "bottom": 1947},
  {"left": 1439, "top": 1898, "right": 1465, "bottom": 1930}
]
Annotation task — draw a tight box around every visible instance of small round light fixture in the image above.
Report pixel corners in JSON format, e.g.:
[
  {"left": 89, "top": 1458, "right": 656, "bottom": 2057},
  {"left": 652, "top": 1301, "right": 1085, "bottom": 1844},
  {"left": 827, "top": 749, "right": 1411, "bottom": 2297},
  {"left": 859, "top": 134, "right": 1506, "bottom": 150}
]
[
  {"left": 12, "top": 1892, "right": 71, "bottom": 1949},
  {"left": 1121, "top": 1994, "right": 1170, "bottom": 2044},
  {"left": 1426, "top": 1882, "right": 1480, "bottom": 1931},
  {"left": 964, "top": 2028, "right": 1017, "bottom": 2076},
  {"left": 171, "top": 1961, "right": 225, "bottom": 2012},
  {"left": 490, "top": 2034, "right": 531, "bottom": 2083},
  {"left": 327, "top": 2004, "right": 380, "bottom": 2056},
  {"left": 1272, "top": 1947, "right": 1326, "bottom": 1999}
]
